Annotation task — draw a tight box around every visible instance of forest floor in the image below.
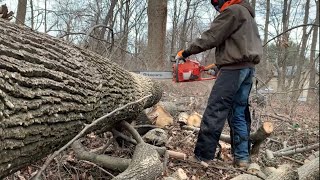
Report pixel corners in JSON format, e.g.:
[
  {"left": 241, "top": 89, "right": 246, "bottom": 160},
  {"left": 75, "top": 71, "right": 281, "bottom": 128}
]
[{"left": 5, "top": 80, "right": 319, "bottom": 180}]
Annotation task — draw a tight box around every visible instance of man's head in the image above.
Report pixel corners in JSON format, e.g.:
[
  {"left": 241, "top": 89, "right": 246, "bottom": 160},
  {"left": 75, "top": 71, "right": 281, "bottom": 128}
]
[
  {"left": 211, "top": 0, "right": 243, "bottom": 12},
  {"left": 211, "top": 0, "right": 227, "bottom": 12}
]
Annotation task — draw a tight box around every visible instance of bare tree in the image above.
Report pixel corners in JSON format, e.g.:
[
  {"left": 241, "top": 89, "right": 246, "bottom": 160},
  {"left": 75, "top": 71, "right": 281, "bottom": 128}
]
[
  {"left": 277, "top": 0, "right": 292, "bottom": 92},
  {"left": 146, "top": 0, "right": 167, "bottom": 70},
  {"left": 15, "top": 0, "right": 27, "bottom": 25},
  {"left": 291, "top": 0, "right": 311, "bottom": 101},
  {"left": 307, "top": 0, "right": 319, "bottom": 104}
]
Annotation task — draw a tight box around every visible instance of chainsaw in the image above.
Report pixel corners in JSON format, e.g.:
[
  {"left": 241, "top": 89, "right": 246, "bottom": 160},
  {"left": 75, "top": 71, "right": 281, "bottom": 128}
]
[
  {"left": 134, "top": 58, "right": 217, "bottom": 83},
  {"left": 172, "top": 58, "right": 217, "bottom": 82}
]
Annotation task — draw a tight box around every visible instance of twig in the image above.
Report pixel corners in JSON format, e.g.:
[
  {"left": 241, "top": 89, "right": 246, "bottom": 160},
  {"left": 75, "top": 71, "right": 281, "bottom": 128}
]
[
  {"left": 112, "top": 128, "right": 137, "bottom": 145},
  {"left": 266, "top": 138, "right": 282, "bottom": 144},
  {"left": 178, "top": 127, "right": 197, "bottom": 143},
  {"left": 79, "top": 160, "right": 115, "bottom": 178},
  {"left": 121, "top": 121, "right": 144, "bottom": 144},
  {"left": 274, "top": 144, "right": 303, "bottom": 153},
  {"left": 263, "top": 23, "right": 320, "bottom": 47},
  {"left": 54, "top": 158, "right": 62, "bottom": 180},
  {"left": 273, "top": 143, "right": 319, "bottom": 157},
  {"left": 32, "top": 95, "right": 151, "bottom": 180},
  {"left": 282, "top": 156, "right": 304, "bottom": 165},
  {"left": 260, "top": 113, "right": 290, "bottom": 122},
  {"left": 90, "top": 137, "right": 115, "bottom": 154}
]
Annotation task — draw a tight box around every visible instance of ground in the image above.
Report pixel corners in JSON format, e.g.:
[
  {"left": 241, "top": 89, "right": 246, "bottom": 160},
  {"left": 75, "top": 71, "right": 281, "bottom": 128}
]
[{"left": 4, "top": 80, "right": 319, "bottom": 180}]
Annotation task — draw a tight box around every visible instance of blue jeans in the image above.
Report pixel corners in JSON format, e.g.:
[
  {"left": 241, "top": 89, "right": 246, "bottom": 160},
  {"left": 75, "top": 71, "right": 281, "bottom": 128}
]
[{"left": 194, "top": 68, "right": 254, "bottom": 162}]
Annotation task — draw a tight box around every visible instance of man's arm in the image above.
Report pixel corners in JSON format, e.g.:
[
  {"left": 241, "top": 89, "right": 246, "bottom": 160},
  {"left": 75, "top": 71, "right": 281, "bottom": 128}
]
[{"left": 184, "top": 8, "right": 241, "bottom": 56}]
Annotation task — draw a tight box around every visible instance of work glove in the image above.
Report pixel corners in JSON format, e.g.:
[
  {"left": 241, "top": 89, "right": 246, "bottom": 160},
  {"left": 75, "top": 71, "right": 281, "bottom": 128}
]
[
  {"left": 175, "top": 50, "right": 190, "bottom": 61},
  {"left": 207, "top": 66, "right": 219, "bottom": 76}
]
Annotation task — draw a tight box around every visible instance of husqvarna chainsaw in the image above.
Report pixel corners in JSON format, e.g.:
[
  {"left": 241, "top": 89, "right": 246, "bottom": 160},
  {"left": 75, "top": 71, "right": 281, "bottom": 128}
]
[
  {"left": 134, "top": 58, "right": 217, "bottom": 83},
  {"left": 172, "top": 58, "right": 217, "bottom": 82}
]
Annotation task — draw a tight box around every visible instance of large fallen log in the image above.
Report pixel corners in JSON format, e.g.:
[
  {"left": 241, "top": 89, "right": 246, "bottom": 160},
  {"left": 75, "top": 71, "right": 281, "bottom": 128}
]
[{"left": 0, "top": 19, "right": 162, "bottom": 178}]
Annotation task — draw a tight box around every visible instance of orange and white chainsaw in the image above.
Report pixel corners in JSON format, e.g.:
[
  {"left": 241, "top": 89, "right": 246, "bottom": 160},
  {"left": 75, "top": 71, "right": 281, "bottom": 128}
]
[{"left": 135, "top": 58, "right": 217, "bottom": 83}]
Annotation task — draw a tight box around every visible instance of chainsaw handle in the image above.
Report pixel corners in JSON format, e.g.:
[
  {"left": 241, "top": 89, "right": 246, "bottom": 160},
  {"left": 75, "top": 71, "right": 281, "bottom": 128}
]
[{"left": 203, "top": 63, "right": 216, "bottom": 71}]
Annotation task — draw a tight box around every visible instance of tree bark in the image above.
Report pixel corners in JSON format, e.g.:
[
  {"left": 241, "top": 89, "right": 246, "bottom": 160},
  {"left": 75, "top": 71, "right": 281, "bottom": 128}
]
[
  {"left": 256, "top": 0, "right": 271, "bottom": 83},
  {"left": 277, "top": 0, "right": 291, "bottom": 92},
  {"left": 179, "top": 0, "right": 191, "bottom": 50},
  {"left": 147, "top": 0, "right": 167, "bottom": 70},
  {"left": 298, "top": 157, "right": 319, "bottom": 180},
  {"left": 0, "top": 19, "right": 162, "bottom": 178},
  {"left": 291, "top": 0, "right": 311, "bottom": 101},
  {"left": 266, "top": 164, "right": 297, "bottom": 180},
  {"left": 15, "top": 0, "right": 27, "bottom": 25},
  {"left": 307, "top": 0, "right": 319, "bottom": 104}
]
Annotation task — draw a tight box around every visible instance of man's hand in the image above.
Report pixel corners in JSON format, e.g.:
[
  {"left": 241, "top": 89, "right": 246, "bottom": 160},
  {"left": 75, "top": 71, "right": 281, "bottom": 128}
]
[
  {"left": 207, "top": 66, "right": 219, "bottom": 76},
  {"left": 175, "top": 50, "right": 191, "bottom": 61},
  {"left": 175, "top": 50, "right": 186, "bottom": 61}
]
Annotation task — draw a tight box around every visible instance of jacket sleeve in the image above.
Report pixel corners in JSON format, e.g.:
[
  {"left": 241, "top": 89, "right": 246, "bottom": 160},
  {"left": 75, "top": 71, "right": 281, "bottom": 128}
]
[{"left": 185, "top": 8, "right": 241, "bottom": 55}]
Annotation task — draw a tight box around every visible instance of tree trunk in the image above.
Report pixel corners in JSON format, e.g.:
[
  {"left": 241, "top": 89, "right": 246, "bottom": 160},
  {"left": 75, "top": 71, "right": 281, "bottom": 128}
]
[
  {"left": 291, "top": 0, "right": 310, "bottom": 101},
  {"left": 0, "top": 19, "right": 162, "bottom": 179},
  {"left": 147, "top": 0, "right": 167, "bottom": 70},
  {"left": 30, "top": 0, "right": 34, "bottom": 30},
  {"left": 277, "top": 0, "right": 291, "bottom": 92},
  {"left": 250, "top": 0, "right": 256, "bottom": 12},
  {"left": 170, "top": 0, "right": 178, "bottom": 57},
  {"left": 256, "top": 0, "right": 270, "bottom": 83},
  {"left": 120, "top": 0, "right": 130, "bottom": 63},
  {"left": 15, "top": 0, "right": 27, "bottom": 25},
  {"left": 179, "top": 0, "right": 191, "bottom": 50},
  {"left": 307, "top": 0, "right": 319, "bottom": 104}
]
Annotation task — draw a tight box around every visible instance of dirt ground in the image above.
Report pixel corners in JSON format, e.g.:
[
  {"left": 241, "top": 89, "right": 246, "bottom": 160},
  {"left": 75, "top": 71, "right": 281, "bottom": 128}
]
[{"left": 4, "top": 79, "right": 319, "bottom": 180}]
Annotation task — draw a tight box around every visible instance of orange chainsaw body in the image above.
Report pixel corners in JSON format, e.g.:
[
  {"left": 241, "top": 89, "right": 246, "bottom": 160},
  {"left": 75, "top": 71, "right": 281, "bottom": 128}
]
[{"left": 172, "top": 59, "right": 216, "bottom": 82}]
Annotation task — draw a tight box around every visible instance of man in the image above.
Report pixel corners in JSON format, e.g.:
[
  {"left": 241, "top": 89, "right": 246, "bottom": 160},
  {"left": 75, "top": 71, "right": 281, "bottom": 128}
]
[{"left": 176, "top": 0, "right": 263, "bottom": 167}]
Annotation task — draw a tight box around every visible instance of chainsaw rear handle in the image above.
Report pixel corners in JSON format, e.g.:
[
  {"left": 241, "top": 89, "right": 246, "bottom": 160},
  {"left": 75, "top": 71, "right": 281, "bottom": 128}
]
[{"left": 203, "top": 63, "right": 216, "bottom": 71}]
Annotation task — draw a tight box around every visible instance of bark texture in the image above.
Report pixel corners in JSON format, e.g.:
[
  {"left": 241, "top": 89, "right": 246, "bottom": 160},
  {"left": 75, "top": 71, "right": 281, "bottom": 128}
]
[
  {"left": 297, "top": 157, "right": 319, "bottom": 180},
  {"left": 147, "top": 0, "right": 167, "bottom": 70},
  {"left": 0, "top": 19, "right": 162, "bottom": 178}
]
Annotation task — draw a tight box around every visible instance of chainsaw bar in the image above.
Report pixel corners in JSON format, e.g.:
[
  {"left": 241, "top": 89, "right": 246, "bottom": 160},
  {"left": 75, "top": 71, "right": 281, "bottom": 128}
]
[{"left": 132, "top": 71, "right": 173, "bottom": 79}]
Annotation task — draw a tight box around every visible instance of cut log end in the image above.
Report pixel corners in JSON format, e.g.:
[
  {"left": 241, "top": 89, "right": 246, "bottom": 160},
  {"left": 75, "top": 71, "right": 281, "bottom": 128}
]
[{"left": 263, "top": 121, "right": 274, "bottom": 134}]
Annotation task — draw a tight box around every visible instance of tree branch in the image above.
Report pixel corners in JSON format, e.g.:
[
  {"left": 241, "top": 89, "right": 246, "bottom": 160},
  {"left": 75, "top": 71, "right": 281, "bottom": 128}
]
[{"left": 32, "top": 95, "right": 151, "bottom": 180}]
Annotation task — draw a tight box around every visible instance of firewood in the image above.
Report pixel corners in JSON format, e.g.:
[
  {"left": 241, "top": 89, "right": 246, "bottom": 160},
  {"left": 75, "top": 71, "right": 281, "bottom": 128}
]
[
  {"left": 304, "top": 151, "right": 319, "bottom": 163},
  {"left": 266, "top": 164, "right": 297, "bottom": 180},
  {"left": 182, "top": 121, "right": 273, "bottom": 154},
  {"left": 186, "top": 112, "right": 202, "bottom": 127},
  {"left": 297, "top": 157, "right": 319, "bottom": 180},
  {"left": 147, "top": 104, "right": 173, "bottom": 128},
  {"left": 250, "top": 122, "right": 273, "bottom": 155},
  {"left": 167, "top": 150, "right": 187, "bottom": 160},
  {"left": 262, "top": 167, "right": 277, "bottom": 176}
]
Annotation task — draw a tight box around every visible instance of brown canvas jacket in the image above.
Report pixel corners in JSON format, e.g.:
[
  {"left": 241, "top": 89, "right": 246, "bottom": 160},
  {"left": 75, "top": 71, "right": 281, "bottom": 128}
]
[{"left": 185, "top": 1, "right": 263, "bottom": 68}]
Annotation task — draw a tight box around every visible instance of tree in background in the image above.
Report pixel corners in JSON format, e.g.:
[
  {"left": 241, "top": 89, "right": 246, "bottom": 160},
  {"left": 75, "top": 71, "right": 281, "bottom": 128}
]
[
  {"left": 15, "top": 0, "right": 27, "bottom": 25},
  {"left": 146, "top": 0, "right": 167, "bottom": 70}
]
